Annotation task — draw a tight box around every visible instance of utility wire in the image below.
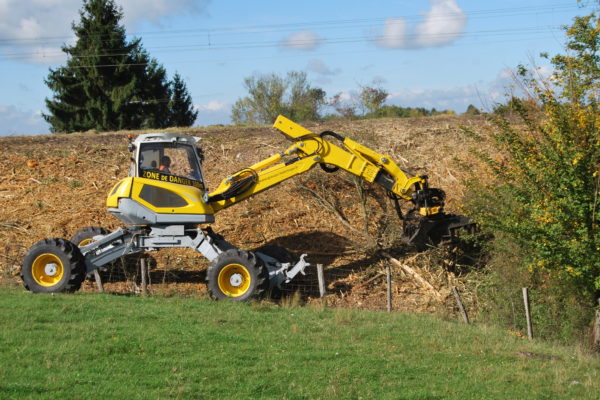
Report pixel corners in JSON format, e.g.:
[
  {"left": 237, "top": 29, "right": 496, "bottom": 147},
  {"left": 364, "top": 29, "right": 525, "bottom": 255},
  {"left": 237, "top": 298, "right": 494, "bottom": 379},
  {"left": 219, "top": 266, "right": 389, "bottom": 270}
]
[
  {"left": 0, "top": 2, "right": 580, "bottom": 47},
  {"left": 0, "top": 24, "right": 567, "bottom": 62},
  {"left": 44, "top": 33, "right": 568, "bottom": 71}
]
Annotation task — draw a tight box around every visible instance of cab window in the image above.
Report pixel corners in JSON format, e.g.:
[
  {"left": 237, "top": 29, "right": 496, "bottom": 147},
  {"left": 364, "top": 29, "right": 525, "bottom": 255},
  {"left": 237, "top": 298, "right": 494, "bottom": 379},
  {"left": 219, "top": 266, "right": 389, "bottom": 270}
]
[{"left": 139, "top": 143, "right": 203, "bottom": 183}]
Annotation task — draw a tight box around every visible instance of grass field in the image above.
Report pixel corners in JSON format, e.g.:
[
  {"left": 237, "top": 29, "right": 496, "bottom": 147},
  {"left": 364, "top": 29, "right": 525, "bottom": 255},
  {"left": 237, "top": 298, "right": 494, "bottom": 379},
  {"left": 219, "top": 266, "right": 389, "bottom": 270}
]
[{"left": 0, "top": 287, "right": 598, "bottom": 400}]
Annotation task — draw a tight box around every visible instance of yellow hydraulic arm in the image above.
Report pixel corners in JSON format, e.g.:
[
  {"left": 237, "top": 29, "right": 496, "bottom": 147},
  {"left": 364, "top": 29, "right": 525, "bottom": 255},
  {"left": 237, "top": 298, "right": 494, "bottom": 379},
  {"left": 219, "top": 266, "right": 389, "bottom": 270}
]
[{"left": 207, "top": 115, "right": 441, "bottom": 216}]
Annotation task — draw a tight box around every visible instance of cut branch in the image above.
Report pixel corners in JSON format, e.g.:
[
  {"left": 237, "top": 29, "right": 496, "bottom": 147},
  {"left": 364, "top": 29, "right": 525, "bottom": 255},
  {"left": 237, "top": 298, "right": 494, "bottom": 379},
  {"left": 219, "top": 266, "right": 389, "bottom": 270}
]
[{"left": 381, "top": 251, "right": 443, "bottom": 301}]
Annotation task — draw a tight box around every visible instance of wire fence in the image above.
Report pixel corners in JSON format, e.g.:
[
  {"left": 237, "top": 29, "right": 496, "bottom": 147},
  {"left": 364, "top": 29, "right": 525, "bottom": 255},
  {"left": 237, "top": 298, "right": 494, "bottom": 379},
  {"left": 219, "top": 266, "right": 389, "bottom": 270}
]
[{"left": 3, "top": 241, "right": 599, "bottom": 346}]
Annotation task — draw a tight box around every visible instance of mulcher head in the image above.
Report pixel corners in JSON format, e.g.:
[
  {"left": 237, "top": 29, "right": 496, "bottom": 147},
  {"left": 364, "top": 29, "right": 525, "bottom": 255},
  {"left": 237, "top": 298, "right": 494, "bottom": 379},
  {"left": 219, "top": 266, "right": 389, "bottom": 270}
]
[{"left": 401, "top": 213, "right": 478, "bottom": 250}]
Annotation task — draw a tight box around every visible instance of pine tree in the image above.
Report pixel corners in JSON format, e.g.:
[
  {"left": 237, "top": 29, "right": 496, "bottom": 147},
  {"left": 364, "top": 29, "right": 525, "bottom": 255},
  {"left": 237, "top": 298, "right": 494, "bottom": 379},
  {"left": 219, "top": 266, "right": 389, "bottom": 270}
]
[
  {"left": 43, "top": 0, "right": 176, "bottom": 132},
  {"left": 168, "top": 72, "right": 198, "bottom": 127}
]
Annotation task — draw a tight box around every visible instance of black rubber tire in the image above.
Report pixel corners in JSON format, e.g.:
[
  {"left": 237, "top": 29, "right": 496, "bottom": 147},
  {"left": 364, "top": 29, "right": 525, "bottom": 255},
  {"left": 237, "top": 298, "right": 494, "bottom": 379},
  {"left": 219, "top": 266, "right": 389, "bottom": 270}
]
[
  {"left": 20, "top": 238, "right": 86, "bottom": 293},
  {"left": 71, "top": 226, "right": 110, "bottom": 281},
  {"left": 253, "top": 245, "right": 296, "bottom": 299},
  {"left": 206, "top": 249, "right": 268, "bottom": 301},
  {"left": 71, "top": 226, "right": 108, "bottom": 247}
]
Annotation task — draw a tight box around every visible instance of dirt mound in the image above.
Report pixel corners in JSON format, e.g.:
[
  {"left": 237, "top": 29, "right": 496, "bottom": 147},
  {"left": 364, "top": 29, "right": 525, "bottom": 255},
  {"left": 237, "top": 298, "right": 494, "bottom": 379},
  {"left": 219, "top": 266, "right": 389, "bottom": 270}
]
[{"left": 0, "top": 116, "right": 488, "bottom": 313}]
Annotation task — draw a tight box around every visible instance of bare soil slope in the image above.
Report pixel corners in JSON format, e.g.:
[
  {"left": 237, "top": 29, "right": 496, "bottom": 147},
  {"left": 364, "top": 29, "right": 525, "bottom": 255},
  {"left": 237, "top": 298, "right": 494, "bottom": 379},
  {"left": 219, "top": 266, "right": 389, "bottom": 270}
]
[{"left": 0, "top": 116, "right": 489, "bottom": 313}]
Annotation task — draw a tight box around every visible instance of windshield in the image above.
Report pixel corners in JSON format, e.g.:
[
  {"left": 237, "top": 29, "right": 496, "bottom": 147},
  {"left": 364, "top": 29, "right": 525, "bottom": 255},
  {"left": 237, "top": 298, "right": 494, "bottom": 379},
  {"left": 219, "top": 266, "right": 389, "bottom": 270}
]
[{"left": 138, "top": 142, "right": 204, "bottom": 188}]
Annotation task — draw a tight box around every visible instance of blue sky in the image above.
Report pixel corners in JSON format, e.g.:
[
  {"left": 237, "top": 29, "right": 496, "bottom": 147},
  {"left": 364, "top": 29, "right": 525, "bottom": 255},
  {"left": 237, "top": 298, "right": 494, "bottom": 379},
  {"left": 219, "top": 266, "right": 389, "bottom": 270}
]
[{"left": 0, "top": 0, "right": 596, "bottom": 136}]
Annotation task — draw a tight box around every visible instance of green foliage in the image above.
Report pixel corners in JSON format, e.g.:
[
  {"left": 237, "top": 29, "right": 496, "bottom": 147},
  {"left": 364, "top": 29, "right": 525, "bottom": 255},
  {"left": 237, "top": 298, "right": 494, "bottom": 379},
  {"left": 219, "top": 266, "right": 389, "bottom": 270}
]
[
  {"left": 550, "top": 13, "right": 599, "bottom": 105},
  {"left": 465, "top": 13, "right": 600, "bottom": 340},
  {"left": 464, "top": 104, "right": 481, "bottom": 115},
  {"left": 168, "top": 73, "right": 198, "bottom": 127},
  {"left": 358, "top": 85, "right": 389, "bottom": 115},
  {"left": 366, "top": 105, "right": 455, "bottom": 119},
  {"left": 43, "top": 0, "right": 195, "bottom": 133},
  {"left": 1, "top": 288, "right": 599, "bottom": 399},
  {"left": 328, "top": 92, "right": 358, "bottom": 118},
  {"left": 231, "top": 71, "right": 326, "bottom": 124}
]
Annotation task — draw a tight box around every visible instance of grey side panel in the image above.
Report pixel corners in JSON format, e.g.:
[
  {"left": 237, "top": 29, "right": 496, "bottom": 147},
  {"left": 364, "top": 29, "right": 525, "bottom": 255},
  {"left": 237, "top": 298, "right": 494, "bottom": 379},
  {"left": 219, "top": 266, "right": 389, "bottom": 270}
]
[{"left": 109, "top": 198, "right": 215, "bottom": 225}]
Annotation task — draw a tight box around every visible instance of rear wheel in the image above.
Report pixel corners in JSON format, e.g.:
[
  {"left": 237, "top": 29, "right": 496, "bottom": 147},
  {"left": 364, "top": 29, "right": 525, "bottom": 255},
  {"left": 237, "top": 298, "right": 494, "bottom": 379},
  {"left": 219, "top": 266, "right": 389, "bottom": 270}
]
[
  {"left": 254, "top": 245, "right": 295, "bottom": 298},
  {"left": 71, "top": 226, "right": 108, "bottom": 247},
  {"left": 71, "top": 226, "right": 110, "bottom": 281},
  {"left": 21, "top": 238, "right": 86, "bottom": 293},
  {"left": 206, "top": 249, "right": 268, "bottom": 301}
]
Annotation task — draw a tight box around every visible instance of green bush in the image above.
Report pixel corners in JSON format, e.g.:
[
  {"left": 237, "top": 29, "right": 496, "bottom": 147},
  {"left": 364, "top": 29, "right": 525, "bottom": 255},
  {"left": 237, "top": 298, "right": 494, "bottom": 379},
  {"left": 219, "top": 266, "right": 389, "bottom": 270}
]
[{"left": 465, "top": 13, "right": 599, "bottom": 343}]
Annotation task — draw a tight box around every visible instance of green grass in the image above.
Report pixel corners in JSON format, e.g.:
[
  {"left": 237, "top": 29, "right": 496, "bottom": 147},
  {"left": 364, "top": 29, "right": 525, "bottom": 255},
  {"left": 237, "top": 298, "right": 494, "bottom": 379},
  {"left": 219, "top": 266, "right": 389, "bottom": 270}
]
[{"left": 0, "top": 288, "right": 598, "bottom": 400}]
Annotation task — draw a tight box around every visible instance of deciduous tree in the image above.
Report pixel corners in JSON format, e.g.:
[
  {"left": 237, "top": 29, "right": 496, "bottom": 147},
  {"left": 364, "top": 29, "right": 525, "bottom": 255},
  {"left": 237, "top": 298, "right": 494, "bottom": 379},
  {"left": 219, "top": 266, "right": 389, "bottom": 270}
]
[{"left": 231, "top": 71, "right": 325, "bottom": 124}]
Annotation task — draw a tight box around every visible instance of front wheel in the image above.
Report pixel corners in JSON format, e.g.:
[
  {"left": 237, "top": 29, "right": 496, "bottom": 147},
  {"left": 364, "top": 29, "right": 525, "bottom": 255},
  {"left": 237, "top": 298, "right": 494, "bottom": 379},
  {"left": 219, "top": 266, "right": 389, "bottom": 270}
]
[
  {"left": 206, "top": 249, "right": 268, "bottom": 301},
  {"left": 20, "top": 238, "right": 86, "bottom": 293}
]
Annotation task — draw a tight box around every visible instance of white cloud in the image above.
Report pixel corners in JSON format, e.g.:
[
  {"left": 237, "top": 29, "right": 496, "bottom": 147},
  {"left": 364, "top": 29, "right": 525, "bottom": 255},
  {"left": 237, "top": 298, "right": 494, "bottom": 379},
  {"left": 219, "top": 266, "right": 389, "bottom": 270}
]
[
  {"left": 483, "top": 65, "right": 555, "bottom": 106},
  {"left": 388, "top": 85, "right": 478, "bottom": 112},
  {"left": 281, "top": 30, "right": 321, "bottom": 51},
  {"left": 0, "top": 0, "right": 210, "bottom": 64},
  {"left": 414, "top": 0, "right": 467, "bottom": 47},
  {"left": 193, "top": 100, "right": 230, "bottom": 125},
  {"left": 376, "top": 0, "right": 467, "bottom": 49},
  {"left": 336, "top": 92, "right": 354, "bottom": 102},
  {"left": 307, "top": 59, "right": 340, "bottom": 76},
  {"left": 195, "top": 100, "right": 228, "bottom": 112},
  {"left": 0, "top": 105, "right": 49, "bottom": 136},
  {"left": 377, "top": 18, "right": 409, "bottom": 48},
  {"left": 121, "top": 0, "right": 210, "bottom": 26},
  {"left": 386, "top": 68, "right": 524, "bottom": 113}
]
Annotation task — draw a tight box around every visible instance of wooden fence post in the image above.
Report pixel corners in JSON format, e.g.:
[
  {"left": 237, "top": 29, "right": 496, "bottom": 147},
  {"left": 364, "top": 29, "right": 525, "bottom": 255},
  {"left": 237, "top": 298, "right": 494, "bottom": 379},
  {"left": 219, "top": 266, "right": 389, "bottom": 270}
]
[
  {"left": 593, "top": 299, "right": 600, "bottom": 350},
  {"left": 522, "top": 288, "right": 533, "bottom": 340},
  {"left": 386, "top": 264, "right": 392, "bottom": 312},
  {"left": 316, "top": 264, "right": 326, "bottom": 298},
  {"left": 452, "top": 286, "right": 469, "bottom": 324},
  {"left": 140, "top": 257, "right": 148, "bottom": 296},
  {"left": 93, "top": 270, "right": 104, "bottom": 293}
]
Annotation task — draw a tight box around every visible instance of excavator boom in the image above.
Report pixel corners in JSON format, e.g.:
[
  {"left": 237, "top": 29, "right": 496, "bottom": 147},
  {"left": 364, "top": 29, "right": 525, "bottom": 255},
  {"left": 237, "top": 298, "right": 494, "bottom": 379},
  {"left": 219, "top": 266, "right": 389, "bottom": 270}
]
[
  {"left": 210, "top": 116, "right": 427, "bottom": 208},
  {"left": 207, "top": 115, "right": 471, "bottom": 247}
]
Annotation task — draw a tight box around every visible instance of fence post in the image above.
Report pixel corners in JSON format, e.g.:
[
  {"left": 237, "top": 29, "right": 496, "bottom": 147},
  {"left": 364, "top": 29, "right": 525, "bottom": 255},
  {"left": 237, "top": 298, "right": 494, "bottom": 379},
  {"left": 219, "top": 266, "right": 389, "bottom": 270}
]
[
  {"left": 452, "top": 286, "right": 469, "bottom": 324},
  {"left": 522, "top": 287, "right": 533, "bottom": 340},
  {"left": 93, "top": 269, "right": 104, "bottom": 293},
  {"left": 316, "top": 264, "right": 326, "bottom": 298},
  {"left": 140, "top": 257, "right": 148, "bottom": 296},
  {"left": 593, "top": 299, "right": 600, "bottom": 350},
  {"left": 386, "top": 263, "right": 392, "bottom": 312}
]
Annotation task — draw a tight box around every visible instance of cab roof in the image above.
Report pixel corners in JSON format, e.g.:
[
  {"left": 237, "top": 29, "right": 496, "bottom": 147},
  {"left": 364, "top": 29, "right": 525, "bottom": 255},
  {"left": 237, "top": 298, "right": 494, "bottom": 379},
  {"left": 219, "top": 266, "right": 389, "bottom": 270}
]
[{"left": 133, "top": 133, "right": 200, "bottom": 146}]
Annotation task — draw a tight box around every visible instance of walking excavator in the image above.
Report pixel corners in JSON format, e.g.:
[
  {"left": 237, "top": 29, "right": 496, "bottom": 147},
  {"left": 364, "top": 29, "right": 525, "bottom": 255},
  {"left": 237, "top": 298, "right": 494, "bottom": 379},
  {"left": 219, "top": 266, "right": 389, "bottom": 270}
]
[{"left": 20, "top": 115, "right": 472, "bottom": 301}]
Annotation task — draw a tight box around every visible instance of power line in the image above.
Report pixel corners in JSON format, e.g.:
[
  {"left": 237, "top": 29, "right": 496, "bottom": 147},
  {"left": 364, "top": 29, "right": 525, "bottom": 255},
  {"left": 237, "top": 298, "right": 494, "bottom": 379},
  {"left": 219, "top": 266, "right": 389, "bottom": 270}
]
[
  {"left": 0, "top": 24, "right": 567, "bottom": 62},
  {"left": 36, "top": 32, "right": 568, "bottom": 71},
  {"left": 0, "top": 2, "right": 580, "bottom": 47}
]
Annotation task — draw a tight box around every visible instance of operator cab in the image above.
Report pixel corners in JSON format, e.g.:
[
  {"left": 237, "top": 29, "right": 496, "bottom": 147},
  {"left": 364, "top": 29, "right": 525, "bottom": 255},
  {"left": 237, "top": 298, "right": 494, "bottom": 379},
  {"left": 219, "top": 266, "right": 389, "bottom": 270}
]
[
  {"left": 131, "top": 133, "right": 205, "bottom": 187},
  {"left": 107, "top": 133, "right": 215, "bottom": 226}
]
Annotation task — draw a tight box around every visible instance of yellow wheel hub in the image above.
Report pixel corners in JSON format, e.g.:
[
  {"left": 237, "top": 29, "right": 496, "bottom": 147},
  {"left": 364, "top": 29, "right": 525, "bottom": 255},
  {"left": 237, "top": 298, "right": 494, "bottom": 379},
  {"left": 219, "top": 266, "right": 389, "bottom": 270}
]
[
  {"left": 31, "top": 253, "right": 64, "bottom": 287},
  {"left": 217, "top": 263, "right": 251, "bottom": 297},
  {"left": 78, "top": 238, "right": 93, "bottom": 246}
]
